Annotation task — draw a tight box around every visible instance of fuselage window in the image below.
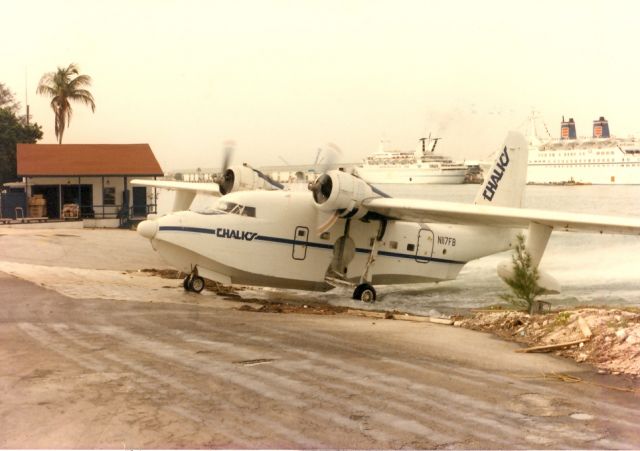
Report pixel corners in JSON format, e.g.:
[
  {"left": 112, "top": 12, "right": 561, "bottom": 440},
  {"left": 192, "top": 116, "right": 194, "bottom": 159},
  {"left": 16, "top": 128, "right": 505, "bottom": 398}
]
[{"left": 407, "top": 243, "right": 415, "bottom": 252}]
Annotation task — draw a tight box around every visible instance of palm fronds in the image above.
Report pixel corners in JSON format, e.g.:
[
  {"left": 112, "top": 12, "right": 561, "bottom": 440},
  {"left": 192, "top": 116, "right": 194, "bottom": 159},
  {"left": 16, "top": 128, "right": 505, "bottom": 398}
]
[{"left": 36, "top": 63, "right": 95, "bottom": 144}]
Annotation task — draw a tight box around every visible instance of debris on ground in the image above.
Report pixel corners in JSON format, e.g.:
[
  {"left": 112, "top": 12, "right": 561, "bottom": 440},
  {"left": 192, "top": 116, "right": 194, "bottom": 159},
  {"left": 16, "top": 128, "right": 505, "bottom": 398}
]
[
  {"left": 458, "top": 308, "right": 640, "bottom": 377},
  {"left": 139, "top": 268, "right": 183, "bottom": 279},
  {"left": 238, "top": 301, "right": 347, "bottom": 315},
  {"left": 138, "top": 268, "right": 240, "bottom": 296}
]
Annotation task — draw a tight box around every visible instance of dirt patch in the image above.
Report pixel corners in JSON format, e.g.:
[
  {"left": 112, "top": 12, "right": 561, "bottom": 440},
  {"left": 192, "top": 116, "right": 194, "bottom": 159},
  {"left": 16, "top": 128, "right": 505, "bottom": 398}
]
[
  {"left": 238, "top": 301, "right": 348, "bottom": 315},
  {"left": 138, "top": 268, "right": 239, "bottom": 296},
  {"left": 458, "top": 308, "right": 640, "bottom": 377},
  {"left": 138, "top": 268, "right": 184, "bottom": 279}
]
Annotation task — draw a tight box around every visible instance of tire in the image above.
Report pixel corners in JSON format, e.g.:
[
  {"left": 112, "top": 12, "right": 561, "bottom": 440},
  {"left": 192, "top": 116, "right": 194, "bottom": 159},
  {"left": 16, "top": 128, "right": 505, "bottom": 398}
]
[
  {"left": 183, "top": 276, "right": 191, "bottom": 291},
  {"left": 353, "top": 283, "right": 376, "bottom": 303},
  {"left": 189, "top": 276, "right": 205, "bottom": 293}
]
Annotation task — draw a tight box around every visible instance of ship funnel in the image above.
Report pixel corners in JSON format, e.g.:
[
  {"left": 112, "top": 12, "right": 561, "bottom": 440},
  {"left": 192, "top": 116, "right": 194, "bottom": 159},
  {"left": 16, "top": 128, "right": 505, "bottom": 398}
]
[
  {"left": 593, "top": 116, "right": 610, "bottom": 138},
  {"left": 560, "top": 117, "right": 577, "bottom": 140}
]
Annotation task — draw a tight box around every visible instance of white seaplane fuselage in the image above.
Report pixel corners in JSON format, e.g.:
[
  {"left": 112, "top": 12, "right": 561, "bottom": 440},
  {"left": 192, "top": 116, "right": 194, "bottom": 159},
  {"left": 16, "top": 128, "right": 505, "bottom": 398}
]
[{"left": 146, "top": 190, "right": 518, "bottom": 291}]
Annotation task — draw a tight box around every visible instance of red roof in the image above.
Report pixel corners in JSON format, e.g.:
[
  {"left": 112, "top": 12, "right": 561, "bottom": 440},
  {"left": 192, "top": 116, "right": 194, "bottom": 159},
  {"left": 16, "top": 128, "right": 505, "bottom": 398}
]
[{"left": 17, "top": 144, "right": 164, "bottom": 177}]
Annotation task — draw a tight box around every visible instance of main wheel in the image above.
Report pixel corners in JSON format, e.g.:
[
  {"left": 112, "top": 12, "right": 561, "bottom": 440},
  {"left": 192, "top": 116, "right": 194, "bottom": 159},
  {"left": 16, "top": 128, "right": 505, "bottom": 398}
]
[
  {"left": 189, "top": 276, "right": 205, "bottom": 293},
  {"left": 353, "top": 283, "right": 376, "bottom": 303},
  {"left": 183, "top": 276, "right": 191, "bottom": 291}
]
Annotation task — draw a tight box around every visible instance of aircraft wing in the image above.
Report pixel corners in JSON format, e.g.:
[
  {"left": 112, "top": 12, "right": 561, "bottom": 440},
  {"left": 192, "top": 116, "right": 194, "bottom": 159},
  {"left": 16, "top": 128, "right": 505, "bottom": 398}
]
[
  {"left": 363, "top": 198, "right": 640, "bottom": 235},
  {"left": 130, "top": 179, "right": 221, "bottom": 196}
]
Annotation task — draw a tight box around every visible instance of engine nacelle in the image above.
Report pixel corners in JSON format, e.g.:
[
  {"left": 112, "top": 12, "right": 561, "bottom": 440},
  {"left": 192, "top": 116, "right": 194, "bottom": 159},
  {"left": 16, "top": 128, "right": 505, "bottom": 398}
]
[
  {"left": 218, "top": 165, "right": 277, "bottom": 195},
  {"left": 310, "top": 170, "right": 377, "bottom": 219}
]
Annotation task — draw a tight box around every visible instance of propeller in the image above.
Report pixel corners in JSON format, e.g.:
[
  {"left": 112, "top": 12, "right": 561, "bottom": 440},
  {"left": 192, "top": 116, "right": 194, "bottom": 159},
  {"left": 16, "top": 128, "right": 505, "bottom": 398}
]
[
  {"left": 309, "top": 173, "right": 332, "bottom": 204},
  {"left": 308, "top": 143, "right": 390, "bottom": 221},
  {"left": 213, "top": 140, "right": 235, "bottom": 194},
  {"left": 308, "top": 143, "right": 342, "bottom": 201},
  {"left": 212, "top": 141, "right": 283, "bottom": 194}
]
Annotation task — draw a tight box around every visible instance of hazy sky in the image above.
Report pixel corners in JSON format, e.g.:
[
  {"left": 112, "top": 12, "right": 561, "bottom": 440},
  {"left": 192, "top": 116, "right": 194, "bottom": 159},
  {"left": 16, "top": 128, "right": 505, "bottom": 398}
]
[{"left": 3, "top": 0, "right": 640, "bottom": 171}]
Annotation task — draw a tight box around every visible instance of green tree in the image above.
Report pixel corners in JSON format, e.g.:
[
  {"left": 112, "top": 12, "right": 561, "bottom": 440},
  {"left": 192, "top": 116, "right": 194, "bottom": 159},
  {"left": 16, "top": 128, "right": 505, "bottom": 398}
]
[
  {"left": 36, "top": 63, "right": 95, "bottom": 144},
  {"left": 0, "top": 83, "right": 21, "bottom": 115},
  {"left": 0, "top": 107, "right": 43, "bottom": 185},
  {"left": 501, "top": 234, "right": 545, "bottom": 314}
]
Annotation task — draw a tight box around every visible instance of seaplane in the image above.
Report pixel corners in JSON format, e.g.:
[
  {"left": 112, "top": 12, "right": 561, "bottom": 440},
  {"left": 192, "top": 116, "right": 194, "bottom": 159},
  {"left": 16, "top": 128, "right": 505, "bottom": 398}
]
[{"left": 133, "top": 132, "right": 640, "bottom": 302}]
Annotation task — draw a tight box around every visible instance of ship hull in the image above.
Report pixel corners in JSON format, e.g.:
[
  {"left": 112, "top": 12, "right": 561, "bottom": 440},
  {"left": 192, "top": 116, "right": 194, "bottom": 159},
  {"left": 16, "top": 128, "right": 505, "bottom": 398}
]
[
  {"left": 528, "top": 147, "right": 640, "bottom": 185},
  {"left": 356, "top": 166, "right": 467, "bottom": 184},
  {"left": 528, "top": 163, "right": 640, "bottom": 184}
]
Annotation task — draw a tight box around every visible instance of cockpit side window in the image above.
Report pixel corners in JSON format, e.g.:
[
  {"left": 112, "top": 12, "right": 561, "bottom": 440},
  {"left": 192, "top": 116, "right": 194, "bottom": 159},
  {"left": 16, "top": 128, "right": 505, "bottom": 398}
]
[
  {"left": 242, "top": 206, "right": 256, "bottom": 217},
  {"left": 215, "top": 201, "right": 256, "bottom": 217}
]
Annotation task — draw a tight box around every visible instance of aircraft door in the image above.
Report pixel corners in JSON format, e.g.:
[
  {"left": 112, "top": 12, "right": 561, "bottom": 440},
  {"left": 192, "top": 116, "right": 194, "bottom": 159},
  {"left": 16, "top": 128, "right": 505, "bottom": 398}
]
[
  {"left": 292, "top": 226, "right": 309, "bottom": 260},
  {"left": 416, "top": 228, "right": 434, "bottom": 263}
]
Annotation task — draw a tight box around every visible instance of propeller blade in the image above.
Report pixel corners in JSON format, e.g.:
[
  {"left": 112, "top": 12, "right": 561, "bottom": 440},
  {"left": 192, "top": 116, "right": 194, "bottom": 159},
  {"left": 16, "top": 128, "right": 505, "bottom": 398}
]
[
  {"left": 316, "top": 210, "right": 339, "bottom": 235},
  {"left": 318, "top": 142, "right": 342, "bottom": 174},
  {"left": 244, "top": 163, "right": 284, "bottom": 190},
  {"left": 222, "top": 140, "right": 234, "bottom": 171}
]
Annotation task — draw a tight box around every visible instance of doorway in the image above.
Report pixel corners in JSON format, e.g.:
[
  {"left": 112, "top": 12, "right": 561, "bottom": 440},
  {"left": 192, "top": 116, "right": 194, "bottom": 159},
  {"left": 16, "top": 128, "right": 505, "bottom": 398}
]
[
  {"left": 292, "top": 226, "right": 309, "bottom": 260},
  {"left": 61, "top": 184, "right": 94, "bottom": 218},
  {"left": 31, "top": 185, "right": 60, "bottom": 219},
  {"left": 415, "top": 228, "right": 434, "bottom": 263},
  {"left": 132, "top": 186, "right": 147, "bottom": 217}
]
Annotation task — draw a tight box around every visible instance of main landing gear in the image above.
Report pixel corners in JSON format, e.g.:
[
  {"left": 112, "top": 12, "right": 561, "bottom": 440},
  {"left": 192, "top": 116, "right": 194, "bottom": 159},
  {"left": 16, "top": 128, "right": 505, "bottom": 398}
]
[
  {"left": 351, "top": 220, "right": 386, "bottom": 303},
  {"left": 183, "top": 269, "right": 205, "bottom": 293},
  {"left": 353, "top": 283, "right": 376, "bottom": 303},
  {"left": 325, "top": 218, "right": 386, "bottom": 304}
]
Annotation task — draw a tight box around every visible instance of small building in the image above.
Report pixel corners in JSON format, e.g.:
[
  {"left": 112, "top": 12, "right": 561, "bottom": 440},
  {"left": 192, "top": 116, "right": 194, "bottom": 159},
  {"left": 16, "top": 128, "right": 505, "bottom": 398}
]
[{"left": 14, "top": 143, "right": 163, "bottom": 227}]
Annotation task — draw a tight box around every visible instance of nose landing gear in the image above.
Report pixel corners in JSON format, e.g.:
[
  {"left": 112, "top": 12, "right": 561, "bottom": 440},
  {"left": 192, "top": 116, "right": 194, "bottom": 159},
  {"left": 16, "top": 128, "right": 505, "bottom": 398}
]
[{"left": 183, "top": 267, "right": 205, "bottom": 293}]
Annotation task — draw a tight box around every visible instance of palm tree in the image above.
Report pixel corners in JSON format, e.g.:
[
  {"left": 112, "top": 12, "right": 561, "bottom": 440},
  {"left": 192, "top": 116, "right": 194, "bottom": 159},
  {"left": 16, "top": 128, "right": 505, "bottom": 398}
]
[{"left": 36, "top": 63, "right": 95, "bottom": 144}]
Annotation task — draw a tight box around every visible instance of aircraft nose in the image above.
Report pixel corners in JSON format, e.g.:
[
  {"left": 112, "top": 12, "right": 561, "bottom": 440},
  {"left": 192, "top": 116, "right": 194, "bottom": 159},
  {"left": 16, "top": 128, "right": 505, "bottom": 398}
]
[{"left": 137, "top": 219, "right": 159, "bottom": 240}]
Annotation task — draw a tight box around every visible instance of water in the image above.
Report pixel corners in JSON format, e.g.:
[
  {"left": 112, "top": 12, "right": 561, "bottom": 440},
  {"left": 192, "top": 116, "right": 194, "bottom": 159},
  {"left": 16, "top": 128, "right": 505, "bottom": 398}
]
[{"left": 157, "top": 184, "right": 640, "bottom": 313}]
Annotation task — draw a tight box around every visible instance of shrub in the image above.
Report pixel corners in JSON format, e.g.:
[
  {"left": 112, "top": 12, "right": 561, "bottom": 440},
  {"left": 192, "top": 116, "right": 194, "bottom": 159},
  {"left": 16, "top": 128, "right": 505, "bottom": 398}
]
[{"left": 500, "top": 234, "right": 545, "bottom": 314}]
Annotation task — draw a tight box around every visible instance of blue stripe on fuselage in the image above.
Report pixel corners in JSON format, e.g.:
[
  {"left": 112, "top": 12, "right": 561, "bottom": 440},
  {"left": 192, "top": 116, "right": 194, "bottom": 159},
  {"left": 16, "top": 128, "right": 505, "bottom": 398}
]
[{"left": 158, "top": 226, "right": 465, "bottom": 265}]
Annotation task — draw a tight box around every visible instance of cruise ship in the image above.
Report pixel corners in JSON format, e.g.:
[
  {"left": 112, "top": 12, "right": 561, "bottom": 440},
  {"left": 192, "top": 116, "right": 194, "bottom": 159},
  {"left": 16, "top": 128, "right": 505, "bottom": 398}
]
[
  {"left": 528, "top": 116, "right": 640, "bottom": 184},
  {"left": 355, "top": 137, "right": 468, "bottom": 184}
]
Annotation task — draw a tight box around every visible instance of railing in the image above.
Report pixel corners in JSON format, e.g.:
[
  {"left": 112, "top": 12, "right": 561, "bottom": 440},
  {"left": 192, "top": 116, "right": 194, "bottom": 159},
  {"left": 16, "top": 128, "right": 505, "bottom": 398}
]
[
  {"left": 72, "top": 203, "right": 157, "bottom": 220},
  {"left": 117, "top": 204, "right": 158, "bottom": 228}
]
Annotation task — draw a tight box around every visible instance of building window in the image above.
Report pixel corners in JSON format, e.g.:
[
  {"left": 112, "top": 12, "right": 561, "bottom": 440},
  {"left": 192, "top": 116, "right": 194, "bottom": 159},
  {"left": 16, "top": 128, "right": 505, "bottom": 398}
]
[{"left": 103, "top": 187, "right": 116, "bottom": 205}]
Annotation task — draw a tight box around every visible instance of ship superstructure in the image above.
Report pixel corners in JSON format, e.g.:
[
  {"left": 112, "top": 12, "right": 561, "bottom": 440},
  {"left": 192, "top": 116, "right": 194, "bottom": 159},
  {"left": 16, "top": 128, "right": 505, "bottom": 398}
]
[
  {"left": 528, "top": 116, "right": 640, "bottom": 184},
  {"left": 355, "top": 136, "right": 468, "bottom": 184}
]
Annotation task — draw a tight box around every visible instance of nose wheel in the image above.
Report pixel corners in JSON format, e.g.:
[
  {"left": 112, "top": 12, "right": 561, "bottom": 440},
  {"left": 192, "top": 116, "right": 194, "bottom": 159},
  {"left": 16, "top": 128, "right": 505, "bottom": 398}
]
[
  {"left": 183, "top": 273, "right": 205, "bottom": 293},
  {"left": 353, "top": 283, "right": 376, "bottom": 303}
]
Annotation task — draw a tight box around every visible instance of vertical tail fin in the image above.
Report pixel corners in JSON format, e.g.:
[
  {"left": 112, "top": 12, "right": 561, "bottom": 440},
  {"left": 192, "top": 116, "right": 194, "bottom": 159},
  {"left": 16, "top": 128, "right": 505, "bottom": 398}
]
[{"left": 474, "top": 131, "right": 528, "bottom": 208}]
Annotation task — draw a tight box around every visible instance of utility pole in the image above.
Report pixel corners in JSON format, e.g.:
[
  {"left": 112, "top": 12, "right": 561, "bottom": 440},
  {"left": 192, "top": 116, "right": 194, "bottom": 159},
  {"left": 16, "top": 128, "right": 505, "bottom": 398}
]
[{"left": 24, "top": 68, "right": 30, "bottom": 125}]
